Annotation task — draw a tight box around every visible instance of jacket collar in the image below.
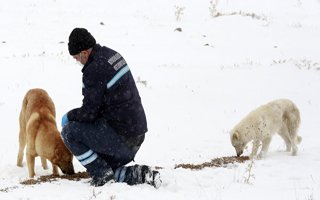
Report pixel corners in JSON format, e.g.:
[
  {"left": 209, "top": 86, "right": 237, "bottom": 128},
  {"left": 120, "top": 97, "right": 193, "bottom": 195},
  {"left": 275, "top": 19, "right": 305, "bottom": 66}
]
[{"left": 81, "top": 44, "right": 101, "bottom": 72}]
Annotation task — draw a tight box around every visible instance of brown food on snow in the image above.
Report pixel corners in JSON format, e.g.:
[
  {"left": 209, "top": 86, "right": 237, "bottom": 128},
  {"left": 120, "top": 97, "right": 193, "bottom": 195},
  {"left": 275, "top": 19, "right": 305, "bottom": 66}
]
[
  {"left": 20, "top": 156, "right": 249, "bottom": 185},
  {"left": 20, "top": 171, "right": 90, "bottom": 185},
  {"left": 175, "top": 156, "right": 250, "bottom": 170}
]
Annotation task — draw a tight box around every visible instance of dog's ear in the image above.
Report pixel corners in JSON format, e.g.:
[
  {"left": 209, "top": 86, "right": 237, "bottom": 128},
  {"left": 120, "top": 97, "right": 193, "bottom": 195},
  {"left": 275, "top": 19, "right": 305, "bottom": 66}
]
[
  {"left": 51, "top": 148, "right": 60, "bottom": 165},
  {"left": 232, "top": 131, "right": 240, "bottom": 141}
]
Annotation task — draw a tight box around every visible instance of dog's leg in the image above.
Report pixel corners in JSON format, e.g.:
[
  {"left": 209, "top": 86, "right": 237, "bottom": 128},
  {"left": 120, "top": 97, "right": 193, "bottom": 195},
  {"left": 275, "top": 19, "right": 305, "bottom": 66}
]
[
  {"left": 258, "top": 137, "right": 272, "bottom": 159},
  {"left": 287, "top": 124, "right": 299, "bottom": 156},
  {"left": 17, "top": 129, "right": 26, "bottom": 167},
  {"left": 26, "top": 152, "right": 36, "bottom": 178},
  {"left": 52, "top": 164, "right": 59, "bottom": 175},
  {"left": 290, "top": 136, "right": 298, "bottom": 156},
  {"left": 250, "top": 139, "right": 260, "bottom": 159},
  {"left": 41, "top": 157, "right": 48, "bottom": 170},
  {"left": 17, "top": 111, "right": 27, "bottom": 167},
  {"left": 285, "top": 110, "right": 300, "bottom": 156},
  {"left": 279, "top": 126, "right": 291, "bottom": 152}
]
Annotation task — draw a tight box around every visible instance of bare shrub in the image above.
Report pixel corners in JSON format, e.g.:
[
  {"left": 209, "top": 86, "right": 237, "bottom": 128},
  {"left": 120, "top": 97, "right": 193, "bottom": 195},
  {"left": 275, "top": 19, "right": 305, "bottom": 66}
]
[
  {"left": 174, "top": 6, "right": 185, "bottom": 21},
  {"left": 209, "top": 0, "right": 220, "bottom": 17}
]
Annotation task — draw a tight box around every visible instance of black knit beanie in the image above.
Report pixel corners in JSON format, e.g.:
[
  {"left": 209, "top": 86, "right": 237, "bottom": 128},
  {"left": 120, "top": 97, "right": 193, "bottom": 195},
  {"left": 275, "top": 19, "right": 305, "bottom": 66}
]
[{"left": 68, "top": 28, "right": 96, "bottom": 55}]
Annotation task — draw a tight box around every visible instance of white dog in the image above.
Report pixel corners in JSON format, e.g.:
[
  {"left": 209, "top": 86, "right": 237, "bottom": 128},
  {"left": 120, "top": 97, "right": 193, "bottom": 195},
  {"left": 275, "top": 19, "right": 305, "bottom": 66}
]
[{"left": 230, "top": 99, "right": 302, "bottom": 158}]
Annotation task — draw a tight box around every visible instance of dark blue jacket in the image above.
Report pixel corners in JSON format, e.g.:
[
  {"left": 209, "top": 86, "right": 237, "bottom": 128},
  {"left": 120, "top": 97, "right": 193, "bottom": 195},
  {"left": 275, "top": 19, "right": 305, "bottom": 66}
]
[{"left": 67, "top": 44, "right": 147, "bottom": 137}]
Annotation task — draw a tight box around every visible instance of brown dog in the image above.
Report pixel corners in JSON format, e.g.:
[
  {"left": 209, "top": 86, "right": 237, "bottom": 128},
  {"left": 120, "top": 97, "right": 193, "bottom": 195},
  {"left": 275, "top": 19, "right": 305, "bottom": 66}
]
[{"left": 17, "top": 88, "right": 75, "bottom": 178}]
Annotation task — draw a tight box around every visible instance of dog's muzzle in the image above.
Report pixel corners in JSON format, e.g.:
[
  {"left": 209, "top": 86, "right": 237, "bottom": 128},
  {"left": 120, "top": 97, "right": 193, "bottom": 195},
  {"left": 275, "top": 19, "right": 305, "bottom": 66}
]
[{"left": 236, "top": 150, "right": 243, "bottom": 157}]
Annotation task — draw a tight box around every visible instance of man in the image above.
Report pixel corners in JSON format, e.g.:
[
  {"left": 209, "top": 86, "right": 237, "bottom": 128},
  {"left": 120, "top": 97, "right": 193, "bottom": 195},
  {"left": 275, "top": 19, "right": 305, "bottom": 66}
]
[{"left": 61, "top": 28, "right": 161, "bottom": 188}]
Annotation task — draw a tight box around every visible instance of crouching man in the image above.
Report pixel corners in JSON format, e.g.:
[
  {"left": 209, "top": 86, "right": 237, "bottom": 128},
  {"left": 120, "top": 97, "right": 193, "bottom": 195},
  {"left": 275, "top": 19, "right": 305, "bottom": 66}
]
[{"left": 61, "top": 28, "right": 161, "bottom": 188}]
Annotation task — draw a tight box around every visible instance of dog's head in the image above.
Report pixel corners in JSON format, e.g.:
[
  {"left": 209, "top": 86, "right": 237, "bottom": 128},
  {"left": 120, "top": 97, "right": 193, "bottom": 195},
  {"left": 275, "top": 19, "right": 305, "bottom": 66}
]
[
  {"left": 52, "top": 143, "right": 75, "bottom": 175},
  {"left": 230, "top": 130, "right": 246, "bottom": 157}
]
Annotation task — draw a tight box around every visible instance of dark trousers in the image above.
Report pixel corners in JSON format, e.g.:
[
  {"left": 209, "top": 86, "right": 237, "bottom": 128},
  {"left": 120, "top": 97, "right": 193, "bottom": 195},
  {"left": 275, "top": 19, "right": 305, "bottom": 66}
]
[{"left": 61, "top": 119, "right": 144, "bottom": 170}]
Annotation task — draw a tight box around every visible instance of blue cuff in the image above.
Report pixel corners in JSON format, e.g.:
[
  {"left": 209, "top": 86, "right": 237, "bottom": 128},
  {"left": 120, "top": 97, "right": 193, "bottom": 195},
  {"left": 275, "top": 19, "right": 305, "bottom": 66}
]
[{"left": 61, "top": 113, "right": 69, "bottom": 127}]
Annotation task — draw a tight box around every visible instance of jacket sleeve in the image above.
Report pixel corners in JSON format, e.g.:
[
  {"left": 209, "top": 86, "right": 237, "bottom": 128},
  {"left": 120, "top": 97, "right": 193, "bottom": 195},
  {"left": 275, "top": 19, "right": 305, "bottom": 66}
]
[{"left": 67, "top": 64, "right": 106, "bottom": 122}]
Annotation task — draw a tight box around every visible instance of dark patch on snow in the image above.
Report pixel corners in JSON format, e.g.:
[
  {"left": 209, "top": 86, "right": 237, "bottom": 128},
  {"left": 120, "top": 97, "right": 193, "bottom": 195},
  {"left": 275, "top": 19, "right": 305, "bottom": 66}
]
[
  {"left": 175, "top": 156, "right": 250, "bottom": 170},
  {"left": 20, "top": 171, "right": 90, "bottom": 185}
]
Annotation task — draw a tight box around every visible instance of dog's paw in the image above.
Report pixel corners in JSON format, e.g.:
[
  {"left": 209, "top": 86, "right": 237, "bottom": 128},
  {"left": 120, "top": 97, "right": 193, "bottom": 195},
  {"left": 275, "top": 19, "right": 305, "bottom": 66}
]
[{"left": 17, "top": 163, "right": 24, "bottom": 167}]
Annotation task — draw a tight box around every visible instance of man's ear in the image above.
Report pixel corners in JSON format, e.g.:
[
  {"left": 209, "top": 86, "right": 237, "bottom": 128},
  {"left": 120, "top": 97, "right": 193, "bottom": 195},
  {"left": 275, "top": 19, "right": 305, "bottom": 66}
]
[{"left": 83, "top": 49, "right": 92, "bottom": 58}]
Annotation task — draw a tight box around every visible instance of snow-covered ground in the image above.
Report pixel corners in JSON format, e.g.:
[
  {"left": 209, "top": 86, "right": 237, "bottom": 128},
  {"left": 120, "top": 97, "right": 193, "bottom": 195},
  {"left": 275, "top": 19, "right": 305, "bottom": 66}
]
[{"left": 1, "top": 0, "right": 320, "bottom": 199}]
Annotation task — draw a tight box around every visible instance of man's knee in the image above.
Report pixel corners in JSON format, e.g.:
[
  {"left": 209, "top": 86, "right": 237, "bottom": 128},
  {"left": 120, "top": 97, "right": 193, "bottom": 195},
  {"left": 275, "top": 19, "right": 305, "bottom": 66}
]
[
  {"left": 61, "top": 122, "right": 77, "bottom": 143},
  {"left": 121, "top": 134, "right": 145, "bottom": 150}
]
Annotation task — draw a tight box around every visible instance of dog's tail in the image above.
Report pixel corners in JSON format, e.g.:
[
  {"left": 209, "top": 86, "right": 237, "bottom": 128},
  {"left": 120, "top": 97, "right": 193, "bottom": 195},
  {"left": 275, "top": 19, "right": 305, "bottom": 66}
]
[
  {"left": 26, "top": 111, "right": 56, "bottom": 134},
  {"left": 26, "top": 112, "right": 42, "bottom": 152},
  {"left": 26, "top": 112, "right": 41, "bottom": 138},
  {"left": 283, "top": 101, "right": 301, "bottom": 139}
]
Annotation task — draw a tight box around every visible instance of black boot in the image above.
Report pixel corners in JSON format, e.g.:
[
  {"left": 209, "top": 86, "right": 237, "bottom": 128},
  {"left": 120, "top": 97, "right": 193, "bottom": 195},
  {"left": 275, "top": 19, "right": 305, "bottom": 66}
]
[
  {"left": 116, "top": 164, "right": 161, "bottom": 188},
  {"left": 86, "top": 157, "right": 115, "bottom": 187}
]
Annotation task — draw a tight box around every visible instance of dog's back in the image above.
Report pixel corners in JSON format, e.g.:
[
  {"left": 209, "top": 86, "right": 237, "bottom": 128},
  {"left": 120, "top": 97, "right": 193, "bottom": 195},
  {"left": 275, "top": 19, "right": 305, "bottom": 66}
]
[{"left": 22, "top": 88, "right": 56, "bottom": 121}]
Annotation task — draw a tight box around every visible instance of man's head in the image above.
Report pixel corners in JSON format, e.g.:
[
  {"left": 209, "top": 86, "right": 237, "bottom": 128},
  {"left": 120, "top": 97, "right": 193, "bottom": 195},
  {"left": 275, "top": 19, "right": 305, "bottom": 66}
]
[{"left": 68, "top": 28, "right": 96, "bottom": 65}]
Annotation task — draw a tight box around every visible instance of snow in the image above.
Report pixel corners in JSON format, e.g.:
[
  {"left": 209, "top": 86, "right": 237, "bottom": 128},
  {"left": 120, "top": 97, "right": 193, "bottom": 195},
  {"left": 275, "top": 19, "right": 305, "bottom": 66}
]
[{"left": 1, "top": 0, "right": 320, "bottom": 199}]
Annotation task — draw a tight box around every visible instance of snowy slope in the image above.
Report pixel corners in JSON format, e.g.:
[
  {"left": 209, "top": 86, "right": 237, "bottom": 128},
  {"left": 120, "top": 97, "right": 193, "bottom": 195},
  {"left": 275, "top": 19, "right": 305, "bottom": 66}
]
[{"left": 1, "top": 0, "right": 320, "bottom": 199}]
